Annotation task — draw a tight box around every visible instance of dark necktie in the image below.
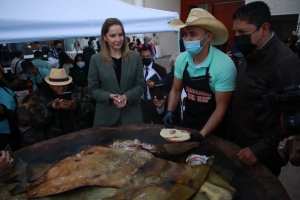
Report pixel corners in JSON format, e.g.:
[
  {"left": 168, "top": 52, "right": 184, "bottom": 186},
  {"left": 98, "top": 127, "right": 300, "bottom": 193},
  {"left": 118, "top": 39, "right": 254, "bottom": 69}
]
[{"left": 144, "top": 67, "right": 149, "bottom": 101}]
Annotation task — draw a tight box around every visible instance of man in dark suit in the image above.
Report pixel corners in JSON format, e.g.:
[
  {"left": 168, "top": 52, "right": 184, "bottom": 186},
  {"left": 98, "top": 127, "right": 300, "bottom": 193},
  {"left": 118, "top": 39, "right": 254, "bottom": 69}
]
[
  {"left": 83, "top": 40, "right": 96, "bottom": 69},
  {"left": 139, "top": 47, "right": 167, "bottom": 123}
]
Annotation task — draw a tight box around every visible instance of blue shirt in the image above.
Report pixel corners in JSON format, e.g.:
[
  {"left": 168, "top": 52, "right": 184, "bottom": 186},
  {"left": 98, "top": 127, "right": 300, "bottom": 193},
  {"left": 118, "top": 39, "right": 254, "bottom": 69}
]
[
  {"left": 174, "top": 45, "right": 237, "bottom": 93},
  {"left": 32, "top": 68, "right": 50, "bottom": 91},
  {"left": 0, "top": 87, "right": 17, "bottom": 134},
  {"left": 31, "top": 58, "right": 51, "bottom": 70}
]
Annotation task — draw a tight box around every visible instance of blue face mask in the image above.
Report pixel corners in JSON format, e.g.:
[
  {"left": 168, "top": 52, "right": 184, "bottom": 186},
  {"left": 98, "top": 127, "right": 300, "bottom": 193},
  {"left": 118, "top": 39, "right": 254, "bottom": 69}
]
[
  {"left": 183, "top": 33, "right": 209, "bottom": 55},
  {"left": 148, "top": 41, "right": 151, "bottom": 45}
]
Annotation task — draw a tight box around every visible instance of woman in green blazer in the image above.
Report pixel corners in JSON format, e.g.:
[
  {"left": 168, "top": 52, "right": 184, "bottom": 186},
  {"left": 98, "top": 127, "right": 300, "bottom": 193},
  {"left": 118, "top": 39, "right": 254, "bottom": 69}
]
[{"left": 88, "top": 18, "right": 145, "bottom": 127}]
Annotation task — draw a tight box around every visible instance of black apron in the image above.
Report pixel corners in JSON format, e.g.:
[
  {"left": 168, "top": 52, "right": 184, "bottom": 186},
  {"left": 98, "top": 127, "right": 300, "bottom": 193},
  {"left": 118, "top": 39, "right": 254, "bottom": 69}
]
[{"left": 181, "top": 62, "right": 227, "bottom": 138}]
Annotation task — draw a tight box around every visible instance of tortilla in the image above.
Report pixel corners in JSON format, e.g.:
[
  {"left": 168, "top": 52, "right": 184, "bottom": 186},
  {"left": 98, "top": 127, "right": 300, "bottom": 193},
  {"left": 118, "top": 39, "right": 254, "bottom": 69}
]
[
  {"left": 165, "top": 132, "right": 190, "bottom": 142},
  {"left": 160, "top": 128, "right": 191, "bottom": 142},
  {"left": 160, "top": 129, "right": 183, "bottom": 138}
]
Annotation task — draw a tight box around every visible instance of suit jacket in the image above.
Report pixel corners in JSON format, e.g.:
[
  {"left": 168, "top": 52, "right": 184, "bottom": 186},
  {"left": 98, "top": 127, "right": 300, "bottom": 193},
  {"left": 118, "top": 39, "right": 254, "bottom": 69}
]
[
  {"left": 149, "top": 62, "right": 167, "bottom": 98},
  {"left": 88, "top": 52, "right": 145, "bottom": 127}
]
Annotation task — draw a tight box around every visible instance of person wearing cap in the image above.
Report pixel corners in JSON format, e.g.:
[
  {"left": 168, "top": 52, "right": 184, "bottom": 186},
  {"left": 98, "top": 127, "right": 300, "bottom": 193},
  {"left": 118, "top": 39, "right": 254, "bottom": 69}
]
[
  {"left": 20, "top": 60, "right": 50, "bottom": 103},
  {"left": 31, "top": 51, "right": 51, "bottom": 70},
  {"left": 163, "top": 8, "right": 236, "bottom": 141},
  {"left": 21, "top": 43, "right": 34, "bottom": 56},
  {"left": 231, "top": 1, "right": 300, "bottom": 176},
  {"left": 28, "top": 68, "right": 95, "bottom": 140}
]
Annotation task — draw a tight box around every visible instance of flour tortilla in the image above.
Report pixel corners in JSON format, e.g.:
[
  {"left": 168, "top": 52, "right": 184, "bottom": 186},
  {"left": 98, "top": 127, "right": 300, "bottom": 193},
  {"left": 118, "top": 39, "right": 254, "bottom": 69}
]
[
  {"left": 166, "top": 132, "right": 190, "bottom": 142},
  {"left": 160, "top": 129, "right": 183, "bottom": 138},
  {"left": 160, "top": 129, "right": 191, "bottom": 142}
]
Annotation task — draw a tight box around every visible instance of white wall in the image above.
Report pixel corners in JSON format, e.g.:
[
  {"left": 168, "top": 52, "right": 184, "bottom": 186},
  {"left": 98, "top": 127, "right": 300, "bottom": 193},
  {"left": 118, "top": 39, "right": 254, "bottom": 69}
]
[
  {"left": 121, "top": 0, "right": 181, "bottom": 57},
  {"left": 246, "top": 0, "right": 300, "bottom": 14}
]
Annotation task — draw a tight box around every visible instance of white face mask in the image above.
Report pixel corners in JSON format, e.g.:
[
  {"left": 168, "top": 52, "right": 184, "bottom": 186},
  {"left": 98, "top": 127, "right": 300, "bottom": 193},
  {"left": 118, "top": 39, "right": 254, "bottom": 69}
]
[
  {"left": 77, "top": 61, "right": 85, "bottom": 68},
  {"left": 27, "top": 45, "right": 31, "bottom": 49}
]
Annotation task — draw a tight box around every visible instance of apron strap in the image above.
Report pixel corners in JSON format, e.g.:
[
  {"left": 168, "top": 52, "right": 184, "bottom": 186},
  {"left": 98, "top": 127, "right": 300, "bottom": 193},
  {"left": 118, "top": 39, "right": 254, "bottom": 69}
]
[{"left": 14, "top": 60, "right": 21, "bottom": 75}]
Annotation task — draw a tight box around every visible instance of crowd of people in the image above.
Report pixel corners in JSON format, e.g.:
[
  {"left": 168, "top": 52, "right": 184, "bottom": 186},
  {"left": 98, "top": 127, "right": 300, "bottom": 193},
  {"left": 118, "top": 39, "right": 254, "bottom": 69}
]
[{"left": 0, "top": 1, "right": 300, "bottom": 177}]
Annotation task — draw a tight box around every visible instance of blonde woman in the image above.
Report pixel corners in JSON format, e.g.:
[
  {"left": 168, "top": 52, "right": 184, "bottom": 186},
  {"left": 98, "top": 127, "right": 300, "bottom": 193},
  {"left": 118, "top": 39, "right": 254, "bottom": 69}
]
[{"left": 88, "top": 18, "right": 145, "bottom": 127}]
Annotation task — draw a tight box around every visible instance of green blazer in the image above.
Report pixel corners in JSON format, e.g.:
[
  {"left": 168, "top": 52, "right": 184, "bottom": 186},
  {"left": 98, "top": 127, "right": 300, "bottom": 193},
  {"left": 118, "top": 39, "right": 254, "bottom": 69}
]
[{"left": 88, "top": 51, "right": 145, "bottom": 127}]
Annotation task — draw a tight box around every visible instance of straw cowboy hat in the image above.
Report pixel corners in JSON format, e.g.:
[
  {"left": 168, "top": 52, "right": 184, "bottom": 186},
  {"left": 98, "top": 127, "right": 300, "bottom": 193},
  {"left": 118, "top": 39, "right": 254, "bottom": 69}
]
[
  {"left": 171, "top": 8, "right": 228, "bottom": 45},
  {"left": 45, "top": 68, "right": 72, "bottom": 86}
]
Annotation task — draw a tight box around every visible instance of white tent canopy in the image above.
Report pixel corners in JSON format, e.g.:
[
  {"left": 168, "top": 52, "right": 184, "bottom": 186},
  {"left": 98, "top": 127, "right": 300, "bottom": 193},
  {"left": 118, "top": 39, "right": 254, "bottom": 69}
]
[{"left": 0, "top": 0, "right": 179, "bottom": 43}]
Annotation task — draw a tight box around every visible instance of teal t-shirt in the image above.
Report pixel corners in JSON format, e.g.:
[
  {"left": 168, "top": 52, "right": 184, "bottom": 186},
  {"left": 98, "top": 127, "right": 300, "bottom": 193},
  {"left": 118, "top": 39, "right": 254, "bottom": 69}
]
[
  {"left": 174, "top": 45, "right": 236, "bottom": 93},
  {"left": 0, "top": 87, "right": 17, "bottom": 134},
  {"left": 31, "top": 59, "right": 51, "bottom": 70},
  {"left": 32, "top": 68, "right": 50, "bottom": 91}
]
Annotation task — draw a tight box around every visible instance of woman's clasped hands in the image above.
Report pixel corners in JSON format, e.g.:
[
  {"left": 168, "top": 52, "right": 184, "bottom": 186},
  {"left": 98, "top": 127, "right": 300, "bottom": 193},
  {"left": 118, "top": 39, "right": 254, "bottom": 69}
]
[{"left": 110, "top": 94, "right": 127, "bottom": 108}]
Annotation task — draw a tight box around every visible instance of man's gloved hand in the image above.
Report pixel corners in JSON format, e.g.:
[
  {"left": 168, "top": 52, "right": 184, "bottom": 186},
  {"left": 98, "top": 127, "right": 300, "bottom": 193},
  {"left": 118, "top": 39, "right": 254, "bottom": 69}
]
[
  {"left": 22, "top": 95, "right": 30, "bottom": 104},
  {"left": 190, "top": 132, "right": 204, "bottom": 142},
  {"left": 163, "top": 111, "right": 174, "bottom": 128}
]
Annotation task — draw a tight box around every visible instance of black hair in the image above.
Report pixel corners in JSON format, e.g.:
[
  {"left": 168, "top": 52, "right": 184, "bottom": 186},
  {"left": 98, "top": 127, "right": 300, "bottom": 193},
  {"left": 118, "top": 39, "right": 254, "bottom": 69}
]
[
  {"left": 133, "top": 46, "right": 140, "bottom": 53},
  {"left": 21, "top": 60, "right": 35, "bottom": 73},
  {"left": 140, "top": 46, "right": 153, "bottom": 55},
  {"left": 59, "top": 52, "right": 73, "bottom": 66},
  {"left": 71, "top": 53, "right": 87, "bottom": 71},
  {"left": 136, "top": 38, "right": 141, "bottom": 46},
  {"left": 9, "top": 50, "right": 22, "bottom": 64},
  {"left": 3, "top": 72, "right": 18, "bottom": 84},
  {"left": 88, "top": 40, "right": 93, "bottom": 46},
  {"left": 53, "top": 40, "right": 61, "bottom": 47},
  {"left": 128, "top": 42, "right": 134, "bottom": 49},
  {"left": 13, "top": 50, "right": 23, "bottom": 58},
  {"left": 232, "top": 1, "right": 271, "bottom": 30},
  {"left": 34, "top": 50, "right": 43, "bottom": 58}
]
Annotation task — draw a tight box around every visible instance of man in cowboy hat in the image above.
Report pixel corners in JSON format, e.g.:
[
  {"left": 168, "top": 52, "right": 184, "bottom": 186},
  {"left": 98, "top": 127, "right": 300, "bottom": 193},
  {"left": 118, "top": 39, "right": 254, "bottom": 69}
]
[
  {"left": 28, "top": 68, "right": 95, "bottom": 140},
  {"left": 163, "top": 8, "right": 236, "bottom": 141},
  {"left": 231, "top": 1, "right": 300, "bottom": 176}
]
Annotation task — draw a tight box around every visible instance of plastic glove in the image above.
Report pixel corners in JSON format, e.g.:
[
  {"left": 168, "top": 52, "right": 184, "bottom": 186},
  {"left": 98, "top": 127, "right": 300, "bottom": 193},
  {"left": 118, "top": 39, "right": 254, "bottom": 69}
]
[
  {"left": 190, "top": 132, "right": 204, "bottom": 142},
  {"left": 163, "top": 111, "right": 174, "bottom": 128},
  {"left": 22, "top": 95, "right": 30, "bottom": 103}
]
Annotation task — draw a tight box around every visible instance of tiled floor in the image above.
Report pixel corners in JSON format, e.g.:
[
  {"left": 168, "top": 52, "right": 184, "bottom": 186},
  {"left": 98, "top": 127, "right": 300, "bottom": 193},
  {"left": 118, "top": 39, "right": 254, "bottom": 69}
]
[{"left": 156, "top": 56, "right": 300, "bottom": 200}]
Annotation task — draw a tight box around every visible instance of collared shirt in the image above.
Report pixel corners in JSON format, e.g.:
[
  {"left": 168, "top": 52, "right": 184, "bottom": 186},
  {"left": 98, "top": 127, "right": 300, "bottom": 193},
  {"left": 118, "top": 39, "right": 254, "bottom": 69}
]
[
  {"left": 11, "top": 57, "right": 27, "bottom": 80},
  {"left": 259, "top": 32, "right": 274, "bottom": 50},
  {"left": 174, "top": 44, "right": 236, "bottom": 93},
  {"left": 31, "top": 58, "right": 51, "bottom": 70},
  {"left": 141, "top": 62, "right": 153, "bottom": 100}
]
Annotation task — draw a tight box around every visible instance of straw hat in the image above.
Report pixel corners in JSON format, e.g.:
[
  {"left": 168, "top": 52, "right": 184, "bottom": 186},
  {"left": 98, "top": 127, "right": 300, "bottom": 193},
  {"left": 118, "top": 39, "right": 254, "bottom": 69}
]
[
  {"left": 45, "top": 68, "right": 72, "bottom": 86},
  {"left": 171, "top": 8, "right": 228, "bottom": 45}
]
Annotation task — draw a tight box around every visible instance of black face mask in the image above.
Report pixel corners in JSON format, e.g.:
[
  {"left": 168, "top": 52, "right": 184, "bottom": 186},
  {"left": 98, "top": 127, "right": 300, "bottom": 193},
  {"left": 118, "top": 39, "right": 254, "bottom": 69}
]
[
  {"left": 142, "top": 58, "right": 152, "bottom": 66},
  {"left": 234, "top": 29, "right": 263, "bottom": 57},
  {"left": 234, "top": 35, "right": 257, "bottom": 57},
  {"left": 56, "top": 48, "right": 62, "bottom": 52}
]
